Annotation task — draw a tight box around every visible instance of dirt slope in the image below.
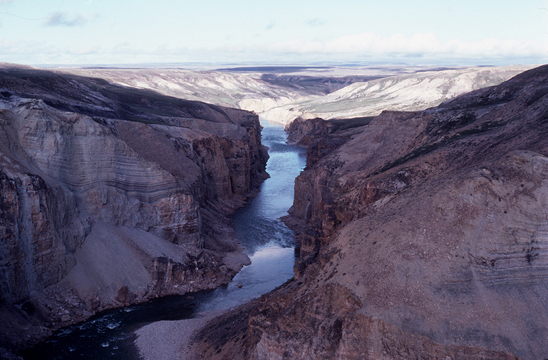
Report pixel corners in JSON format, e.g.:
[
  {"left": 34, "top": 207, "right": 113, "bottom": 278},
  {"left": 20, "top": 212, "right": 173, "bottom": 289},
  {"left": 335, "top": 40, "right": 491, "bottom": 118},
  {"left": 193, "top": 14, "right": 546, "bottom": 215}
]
[{"left": 191, "top": 65, "right": 548, "bottom": 359}]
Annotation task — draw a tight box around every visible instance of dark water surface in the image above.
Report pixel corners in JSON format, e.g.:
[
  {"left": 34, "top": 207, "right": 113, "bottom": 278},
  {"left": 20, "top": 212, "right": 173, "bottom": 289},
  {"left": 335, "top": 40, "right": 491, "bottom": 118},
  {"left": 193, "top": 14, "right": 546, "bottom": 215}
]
[{"left": 22, "top": 120, "right": 306, "bottom": 360}]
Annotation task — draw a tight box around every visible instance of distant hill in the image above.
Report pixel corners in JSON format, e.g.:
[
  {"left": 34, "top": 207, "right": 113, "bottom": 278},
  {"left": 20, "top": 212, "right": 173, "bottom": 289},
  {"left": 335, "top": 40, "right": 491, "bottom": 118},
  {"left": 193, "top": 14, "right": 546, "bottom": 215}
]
[
  {"left": 259, "top": 65, "right": 535, "bottom": 123},
  {"left": 61, "top": 66, "right": 534, "bottom": 125}
]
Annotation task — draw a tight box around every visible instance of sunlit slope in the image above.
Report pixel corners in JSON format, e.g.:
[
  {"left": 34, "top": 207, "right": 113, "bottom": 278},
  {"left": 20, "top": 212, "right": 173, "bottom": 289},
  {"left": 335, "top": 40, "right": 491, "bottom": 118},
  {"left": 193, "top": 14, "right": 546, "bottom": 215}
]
[
  {"left": 261, "top": 65, "right": 534, "bottom": 123},
  {"left": 65, "top": 65, "right": 534, "bottom": 125},
  {"left": 65, "top": 68, "right": 318, "bottom": 115}
]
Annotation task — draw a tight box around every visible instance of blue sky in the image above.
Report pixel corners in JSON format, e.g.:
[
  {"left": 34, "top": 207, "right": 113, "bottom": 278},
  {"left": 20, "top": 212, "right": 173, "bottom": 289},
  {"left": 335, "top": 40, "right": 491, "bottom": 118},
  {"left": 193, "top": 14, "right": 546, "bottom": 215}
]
[{"left": 0, "top": 0, "right": 547, "bottom": 66}]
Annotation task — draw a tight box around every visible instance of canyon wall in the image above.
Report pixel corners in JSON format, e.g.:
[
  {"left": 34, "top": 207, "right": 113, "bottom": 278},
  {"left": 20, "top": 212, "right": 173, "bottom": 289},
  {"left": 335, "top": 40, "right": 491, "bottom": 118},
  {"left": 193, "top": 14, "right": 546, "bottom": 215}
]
[
  {"left": 192, "top": 65, "right": 548, "bottom": 359},
  {"left": 0, "top": 65, "right": 268, "bottom": 353}
]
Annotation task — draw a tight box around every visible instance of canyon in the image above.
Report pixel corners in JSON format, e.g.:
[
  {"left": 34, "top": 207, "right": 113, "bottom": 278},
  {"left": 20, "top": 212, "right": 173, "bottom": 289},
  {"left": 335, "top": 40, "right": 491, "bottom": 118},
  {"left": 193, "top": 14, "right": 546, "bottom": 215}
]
[
  {"left": 189, "top": 64, "right": 548, "bottom": 359},
  {"left": 0, "top": 64, "right": 268, "bottom": 357},
  {"left": 0, "top": 62, "right": 540, "bottom": 359}
]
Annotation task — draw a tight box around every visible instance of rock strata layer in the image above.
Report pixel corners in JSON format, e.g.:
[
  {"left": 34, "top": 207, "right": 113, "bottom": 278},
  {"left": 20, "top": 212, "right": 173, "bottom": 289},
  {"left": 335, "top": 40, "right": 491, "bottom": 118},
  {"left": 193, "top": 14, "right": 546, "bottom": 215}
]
[
  {"left": 191, "top": 65, "right": 548, "bottom": 359},
  {"left": 0, "top": 65, "right": 268, "bottom": 355}
]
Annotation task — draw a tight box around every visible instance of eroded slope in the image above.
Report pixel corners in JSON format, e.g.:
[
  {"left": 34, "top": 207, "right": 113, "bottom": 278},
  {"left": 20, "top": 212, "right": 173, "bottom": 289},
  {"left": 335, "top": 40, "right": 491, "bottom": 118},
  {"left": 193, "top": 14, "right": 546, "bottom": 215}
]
[{"left": 192, "top": 65, "right": 548, "bottom": 359}]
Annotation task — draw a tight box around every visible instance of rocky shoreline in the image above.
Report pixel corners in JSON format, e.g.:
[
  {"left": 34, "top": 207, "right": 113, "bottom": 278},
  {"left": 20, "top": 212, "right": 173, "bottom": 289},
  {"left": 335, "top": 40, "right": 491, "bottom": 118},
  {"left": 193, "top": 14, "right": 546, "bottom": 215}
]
[{"left": 135, "top": 309, "right": 228, "bottom": 360}]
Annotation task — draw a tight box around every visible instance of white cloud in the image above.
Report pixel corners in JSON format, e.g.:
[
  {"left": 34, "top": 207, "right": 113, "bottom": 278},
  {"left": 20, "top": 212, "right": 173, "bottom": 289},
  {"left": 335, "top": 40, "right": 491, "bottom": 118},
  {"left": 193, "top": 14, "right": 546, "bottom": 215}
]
[
  {"left": 261, "top": 33, "right": 548, "bottom": 60},
  {"left": 305, "top": 18, "right": 326, "bottom": 27},
  {"left": 1, "top": 31, "right": 546, "bottom": 66},
  {"left": 43, "top": 12, "right": 97, "bottom": 27},
  {"left": 0, "top": 0, "right": 15, "bottom": 5}
]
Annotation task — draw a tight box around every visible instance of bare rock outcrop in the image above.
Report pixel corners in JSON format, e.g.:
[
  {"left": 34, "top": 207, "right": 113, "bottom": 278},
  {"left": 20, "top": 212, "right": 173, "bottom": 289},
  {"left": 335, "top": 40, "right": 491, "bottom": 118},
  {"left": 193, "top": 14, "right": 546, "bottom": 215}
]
[
  {"left": 0, "top": 65, "right": 268, "bottom": 353},
  {"left": 192, "top": 65, "right": 548, "bottom": 359}
]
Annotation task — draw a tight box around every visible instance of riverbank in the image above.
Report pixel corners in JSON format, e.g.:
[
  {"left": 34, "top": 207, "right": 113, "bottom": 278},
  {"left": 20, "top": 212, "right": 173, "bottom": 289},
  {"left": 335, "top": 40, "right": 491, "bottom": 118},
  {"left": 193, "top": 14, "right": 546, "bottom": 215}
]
[
  {"left": 18, "top": 121, "right": 304, "bottom": 359},
  {"left": 134, "top": 121, "right": 306, "bottom": 360},
  {"left": 132, "top": 121, "right": 306, "bottom": 360},
  {"left": 135, "top": 310, "right": 227, "bottom": 360}
]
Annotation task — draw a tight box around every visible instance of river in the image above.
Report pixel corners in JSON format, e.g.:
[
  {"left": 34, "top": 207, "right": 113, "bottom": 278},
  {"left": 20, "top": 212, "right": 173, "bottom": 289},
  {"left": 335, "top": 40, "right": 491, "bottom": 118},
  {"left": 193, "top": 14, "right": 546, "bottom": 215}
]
[{"left": 22, "top": 120, "right": 306, "bottom": 360}]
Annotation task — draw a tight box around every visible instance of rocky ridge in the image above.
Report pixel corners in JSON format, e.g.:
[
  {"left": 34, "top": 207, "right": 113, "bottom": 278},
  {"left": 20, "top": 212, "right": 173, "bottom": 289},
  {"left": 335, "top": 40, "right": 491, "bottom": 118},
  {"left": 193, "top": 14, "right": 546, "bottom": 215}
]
[
  {"left": 0, "top": 65, "right": 268, "bottom": 354},
  {"left": 191, "top": 65, "right": 548, "bottom": 359}
]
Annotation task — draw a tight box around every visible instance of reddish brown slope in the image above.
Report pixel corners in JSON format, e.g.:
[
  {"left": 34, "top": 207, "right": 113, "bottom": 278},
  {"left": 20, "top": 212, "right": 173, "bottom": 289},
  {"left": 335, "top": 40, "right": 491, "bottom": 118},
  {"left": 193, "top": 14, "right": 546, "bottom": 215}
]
[{"left": 192, "top": 64, "right": 548, "bottom": 359}]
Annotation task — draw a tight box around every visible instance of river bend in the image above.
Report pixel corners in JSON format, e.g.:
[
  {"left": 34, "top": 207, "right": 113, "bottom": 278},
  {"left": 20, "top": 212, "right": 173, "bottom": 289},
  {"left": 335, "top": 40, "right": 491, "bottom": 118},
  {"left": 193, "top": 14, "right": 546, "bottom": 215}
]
[{"left": 22, "top": 120, "right": 305, "bottom": 360}]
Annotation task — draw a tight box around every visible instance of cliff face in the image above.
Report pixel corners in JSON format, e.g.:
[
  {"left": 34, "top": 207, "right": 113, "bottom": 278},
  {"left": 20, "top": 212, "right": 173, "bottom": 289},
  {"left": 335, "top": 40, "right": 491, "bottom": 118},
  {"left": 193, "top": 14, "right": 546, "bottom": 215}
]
[
  {"left": 0, "top": 66, "right": 268, "bottom": 351},
  {"left": 192, "top": 65, "right": 548, "bottom": 359}
]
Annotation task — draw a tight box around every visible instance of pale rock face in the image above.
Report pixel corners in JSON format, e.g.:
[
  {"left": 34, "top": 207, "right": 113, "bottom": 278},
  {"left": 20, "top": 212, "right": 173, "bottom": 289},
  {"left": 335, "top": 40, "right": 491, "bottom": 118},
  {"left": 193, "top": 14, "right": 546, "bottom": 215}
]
[
  {"left": 11, "top": 102, "right": 203, "bottom": 245},
  {"left": 64, "top": 68, "right": 318, "bottom": 117},
  {"left": 260, "top": 65, "right": 535, "bottom": 124},
  {"left": 238, "top": 96, "right": 314, "bottom": 114}
]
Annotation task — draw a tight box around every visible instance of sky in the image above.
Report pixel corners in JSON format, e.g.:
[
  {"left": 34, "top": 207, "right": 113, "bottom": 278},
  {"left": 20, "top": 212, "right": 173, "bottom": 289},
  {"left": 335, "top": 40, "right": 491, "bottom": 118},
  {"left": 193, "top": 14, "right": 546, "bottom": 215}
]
[{"left": 0, "top": 0, "right": 547, "bottom": 66}]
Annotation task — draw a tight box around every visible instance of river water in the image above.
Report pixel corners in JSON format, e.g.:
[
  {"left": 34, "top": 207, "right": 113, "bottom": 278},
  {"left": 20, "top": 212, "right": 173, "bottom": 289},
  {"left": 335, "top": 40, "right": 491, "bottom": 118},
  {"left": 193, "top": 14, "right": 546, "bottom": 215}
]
[{"left": 22, "top": 120, "right": 306, "bottom": 360}]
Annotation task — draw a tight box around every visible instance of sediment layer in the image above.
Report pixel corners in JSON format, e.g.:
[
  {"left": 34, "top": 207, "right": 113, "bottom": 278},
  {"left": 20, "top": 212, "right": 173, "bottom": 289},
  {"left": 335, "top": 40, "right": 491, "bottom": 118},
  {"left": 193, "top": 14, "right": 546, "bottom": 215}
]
[{"left": 0, "top": 65, "right": 268, "bottom": 354}]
